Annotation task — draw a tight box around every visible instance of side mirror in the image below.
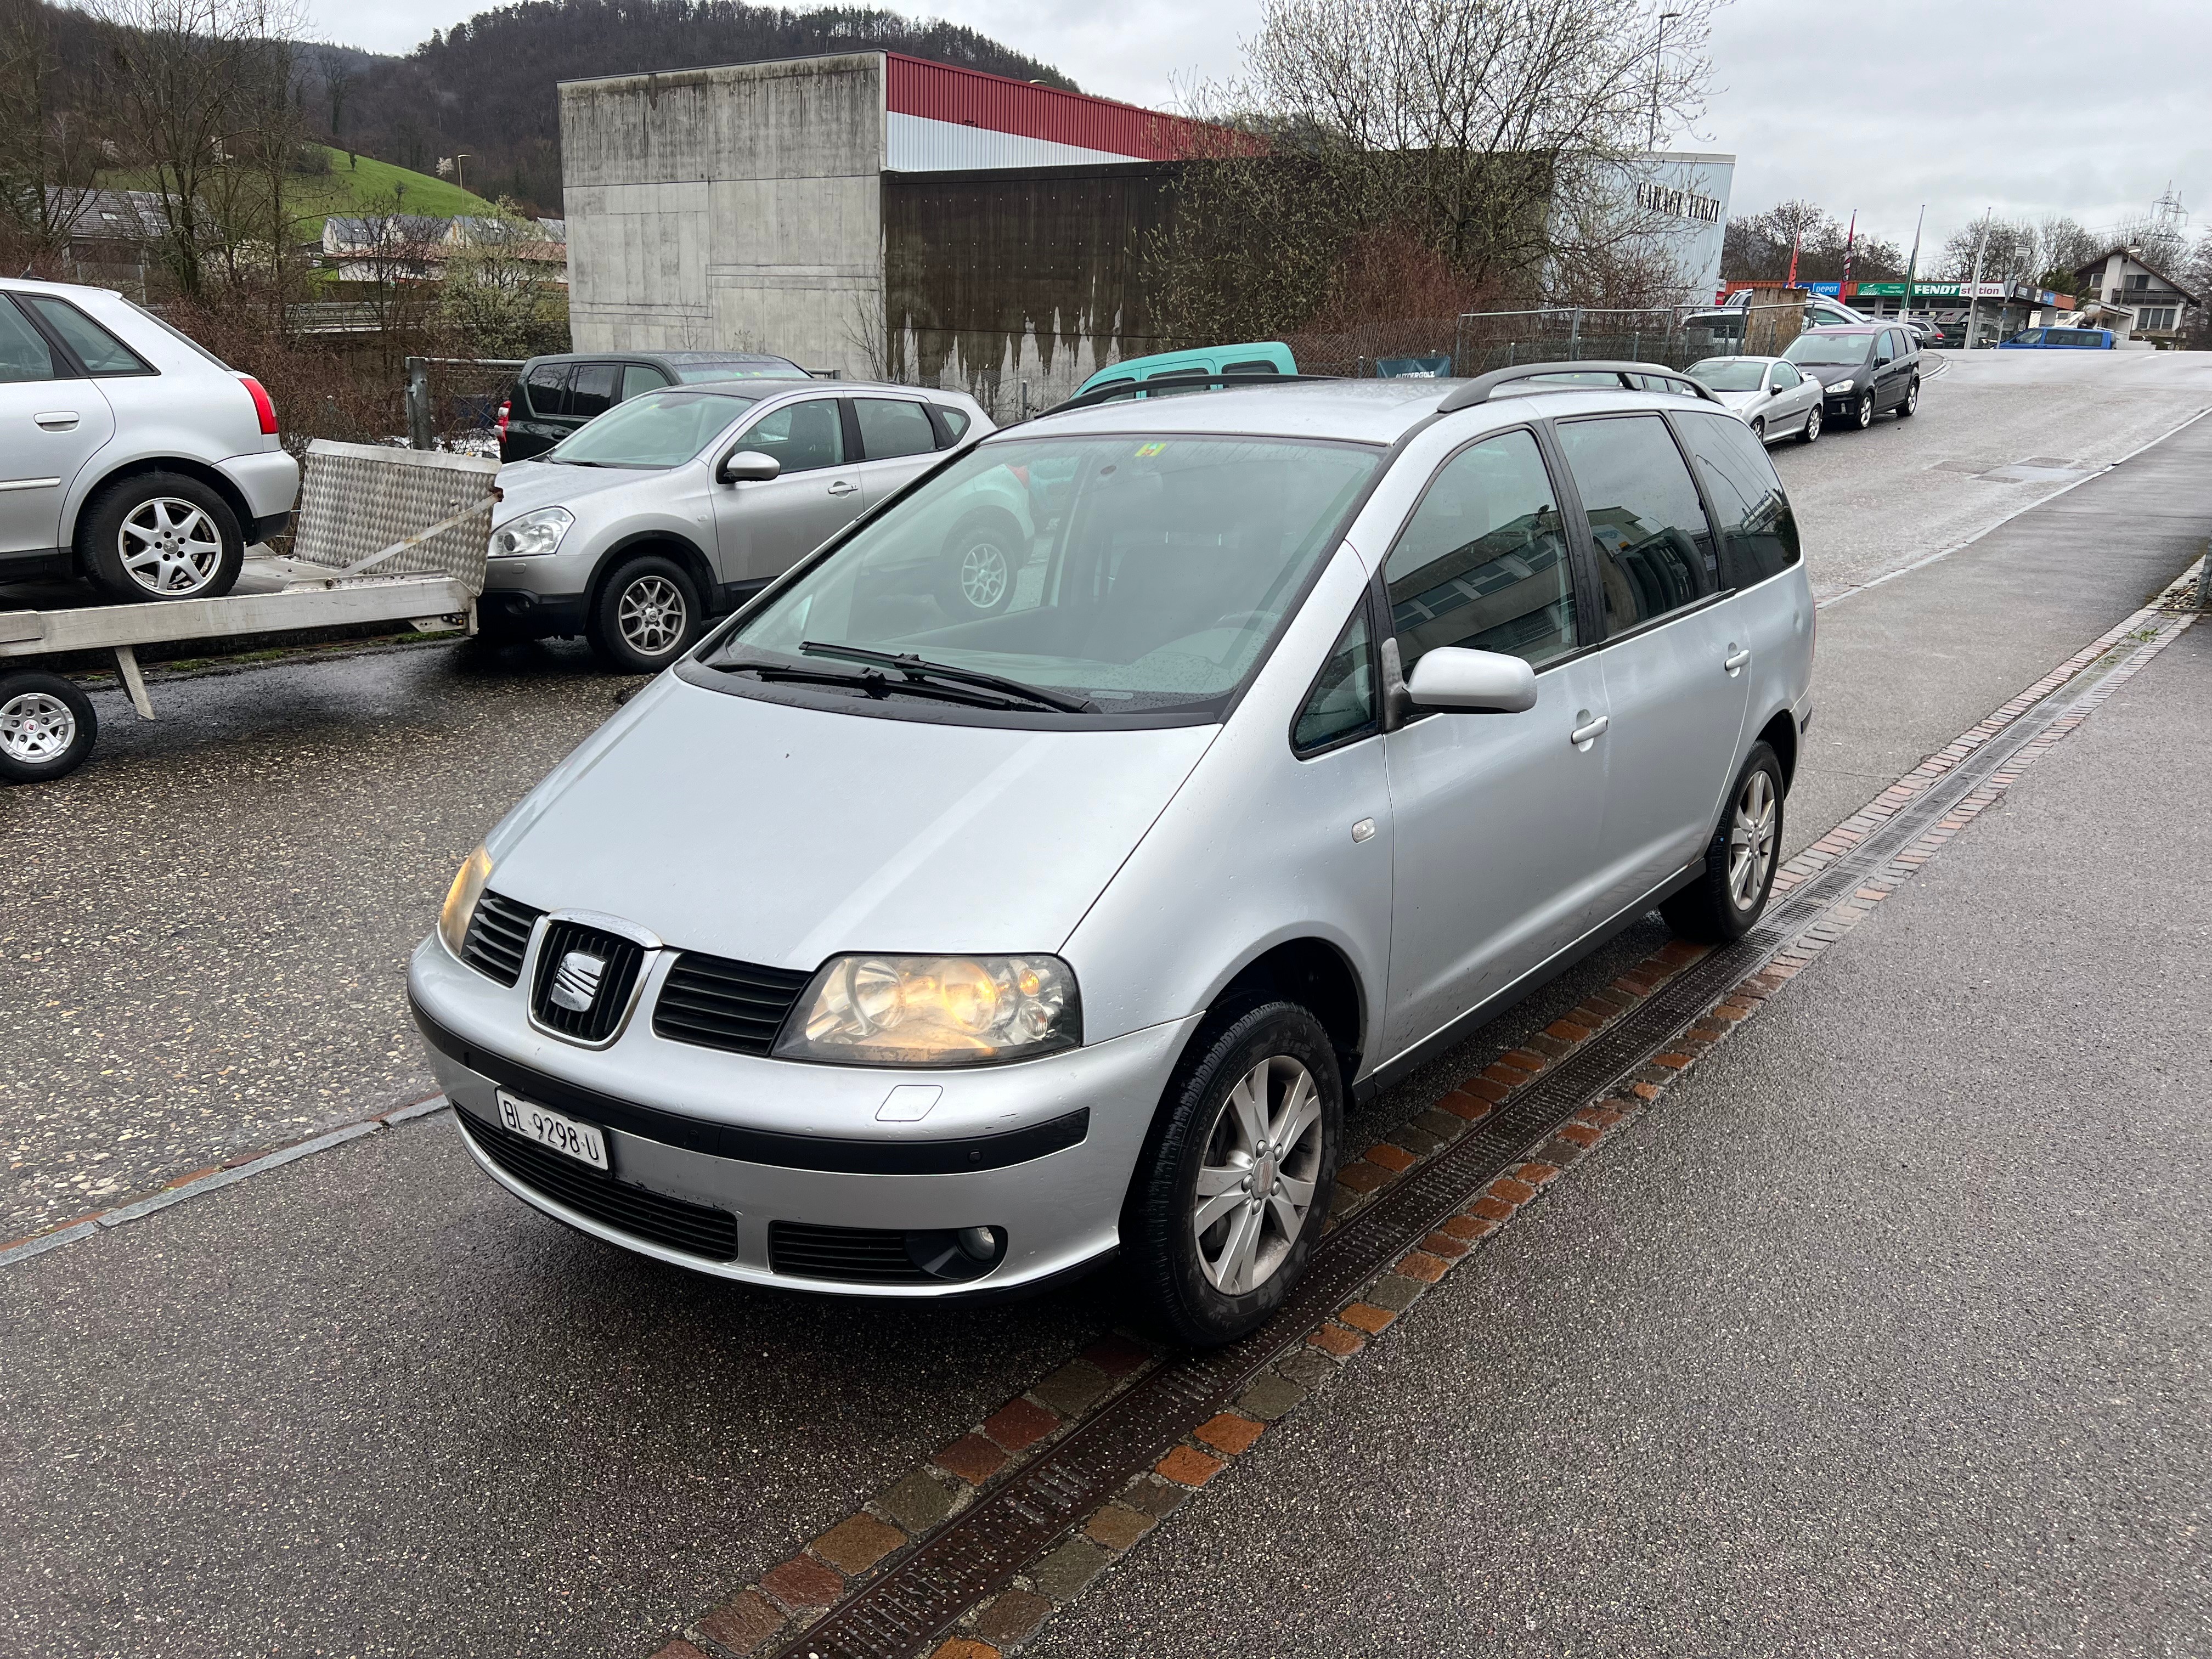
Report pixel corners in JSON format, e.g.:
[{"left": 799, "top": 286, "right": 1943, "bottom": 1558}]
[
  {"left": 1405, "top": 646, "right": 1537, "bottom": 714},
  {"left": 718, "top": 449, "right": 780, "bottom": 484}
]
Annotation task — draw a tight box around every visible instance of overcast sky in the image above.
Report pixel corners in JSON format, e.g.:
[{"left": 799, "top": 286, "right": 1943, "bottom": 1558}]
[{"left": 309, "top": 0, "right": 2211, "bottom": 256}]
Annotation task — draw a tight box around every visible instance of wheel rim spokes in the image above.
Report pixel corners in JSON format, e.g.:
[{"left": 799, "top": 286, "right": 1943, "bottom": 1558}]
[
  {"left": 0, "top": 692, "right": 74, "bottom": 761},
  {"left": 1194, "top": 1054, "right": 1324, "bottom": 1295},
  {"left": 961, "top": 543, "right": 1008, "bottom": 607},
  {"left": 1727, "top": 769, "right": 1777, "bottom": 908},
  {"left": 619, "top": 576, "right": 685, "bottom": 653},
  {"left": 119, "top": 498, "right": 222, "bottom": 595}
]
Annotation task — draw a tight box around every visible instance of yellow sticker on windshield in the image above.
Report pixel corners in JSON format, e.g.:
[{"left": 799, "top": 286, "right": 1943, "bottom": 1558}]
[{"left": 1133, "top": 442, "right": 1167, "bottom": 458}]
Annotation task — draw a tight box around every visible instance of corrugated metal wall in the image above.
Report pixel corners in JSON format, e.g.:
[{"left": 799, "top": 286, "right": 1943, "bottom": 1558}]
[{"left": 886, "top": 114, "right": 1154, "bottom": 173}]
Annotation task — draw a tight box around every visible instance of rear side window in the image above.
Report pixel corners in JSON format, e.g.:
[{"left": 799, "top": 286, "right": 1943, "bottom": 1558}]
[
  {"left": 932, "top": 405, "right": 973, "bottom": 446},
  {"left": 621, "top": 364, "right": 670, "bottom": 401},
  {"left": 1292, "top": 602, "right": 1378, "bottom": 755},
  {"left": 0, "top": 300, "right": 58, "bottom": 382},
  {"left": 1223, "top": 359, "right": 1281, "bottom": 376},
  {"left": 1675, "top": 411, "right": 1802, "bottom": 587},
  {"left": 568, "top": 362, "right": 619, "bottom": 420},
  {"left": 1556, "top": 415, "right": 1718, "bottom": 633},
  {"left": 1385, "top": 428, "right": 1577, "bottom": 672},
  {"left": 523, "top": 363, "right": 570, "bottom": 417},
  {"left": 21, "top": 297, "right": 154, "bottom": 376},
  {"left": 854, "top": 397, "right": 938, "bottom": 460}
]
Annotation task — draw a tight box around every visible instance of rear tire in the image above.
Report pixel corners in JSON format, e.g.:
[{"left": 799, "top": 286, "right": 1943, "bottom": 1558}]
[
  {"left": 1124, "top": 1001, "right": 1341, "bottom": 1347},
  {"left": 1660, "top": 741, "right": 1785, "bottom": 944},
  {"left": 1897, "top": 377, "right": 1920, "bottom": 417},
  {"left": 586, "top": 553, "right": 702, "bottom": 675},
  {"left": 79, "top": 471, "right": 244, "bottom": 603},
  {"left": 0, "top": 670, "right": 97, "bottom": 784}
]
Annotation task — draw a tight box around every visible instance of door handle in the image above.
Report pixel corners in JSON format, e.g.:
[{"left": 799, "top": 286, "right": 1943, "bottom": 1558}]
[
  {"left": 1724, "top": 648, "right": 1751, "bottom": 672},
  {"left": 826, "top": 480, "right": 859, "bottom": 496},
  {"left": 34, "top": 411, "right": 80, "bottom": 431},
  {"left": 1570, "top": 714, "right": 1609, "bottom": 747}
]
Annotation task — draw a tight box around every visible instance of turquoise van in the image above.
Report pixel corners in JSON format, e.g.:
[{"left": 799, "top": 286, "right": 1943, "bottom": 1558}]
[{"left": 1073, "top": 342, "right": 1297, "bottom": 401}]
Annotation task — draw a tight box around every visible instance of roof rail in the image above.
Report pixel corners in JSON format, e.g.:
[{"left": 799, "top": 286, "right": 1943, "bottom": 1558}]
[
  {"left": 1040, "top": 371, "right": 1344, "bottom": 417},
  {"left": 1436, "top": 360, "right": 1721, "bottom": 413}
]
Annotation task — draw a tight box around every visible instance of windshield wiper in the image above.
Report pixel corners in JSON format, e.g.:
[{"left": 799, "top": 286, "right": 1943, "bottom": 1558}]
[
  {"left": 736, "top": 661, "right": 1031, "bottom": 712},
  {"left": 800, "top": 641, "right": 1095, "bottom": 713}
]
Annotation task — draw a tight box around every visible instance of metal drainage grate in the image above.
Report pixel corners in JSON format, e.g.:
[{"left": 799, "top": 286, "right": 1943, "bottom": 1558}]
[
  {"left": 654, "top": 951, "right": 813, "bottom": 1056},
  {"left": 460, "top": 1112, "right": 739, "bottom": 1261},
  {"left": 461, "top": 891, "right": 541, "bottom": 987},
  {"left": 769, "top": 1222, "right": 932, "bottom": 1284}
]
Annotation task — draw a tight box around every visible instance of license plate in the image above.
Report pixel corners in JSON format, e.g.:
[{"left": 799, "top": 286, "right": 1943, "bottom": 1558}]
[{"left": 497, "top": 1091, "right": 609, "bottom": 1171}]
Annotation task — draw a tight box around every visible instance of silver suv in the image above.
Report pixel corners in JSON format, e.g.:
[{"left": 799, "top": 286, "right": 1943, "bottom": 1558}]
[
  {"left": 482, "top": 380, "right": 997, "bottom": 672},
  {"left": 0, "top": 277, "right": 298, "bottom": 601},
  {"left": 410, "top": 364, "right": 1815, "bottom": 1344}
]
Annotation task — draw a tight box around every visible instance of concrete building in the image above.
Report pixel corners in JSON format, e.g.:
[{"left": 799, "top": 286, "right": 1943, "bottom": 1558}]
[
  {"left": 560, "top": 53, "right": 1202, "bottom": 402},
  {"left": 1616, "top": 151, "right": 1734, "bottom": 300}
]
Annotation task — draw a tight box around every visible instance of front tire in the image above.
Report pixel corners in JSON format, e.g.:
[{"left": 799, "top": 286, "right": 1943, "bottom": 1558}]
[
  {"left": 1750, "top": 417, "right": 1766, "bottom": 443},
  {"left": 79, "top": 472, "right": 244, "bottom": 602},
  {"left": 1798, "top": 402, "right": 1821, "bottom": 444},
  {"left": 0, "top": 671, "right": 97, "bottom": 785},
  {"left": 1124, "top": 1002, "right": 1341, "bottom": 1347},
  {"left": 586, "top": 553, "right": 702, "bottom": 675},
  {"left": 1660, "top": 741, "right": 1785, "bottom": 944},
  {"left": 1851, "top": 392, "right": 1874, "bottom": 431}
]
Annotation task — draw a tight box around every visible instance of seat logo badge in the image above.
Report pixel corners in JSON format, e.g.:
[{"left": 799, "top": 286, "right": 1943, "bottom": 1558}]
[{"left": 550, "top": 950, "right": 607, "bottom": 1013}]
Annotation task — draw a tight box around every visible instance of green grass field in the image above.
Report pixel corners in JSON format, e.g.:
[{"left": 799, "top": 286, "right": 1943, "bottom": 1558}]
[{"left": 283, "top": 146, "right": 505, "bottom": 229}]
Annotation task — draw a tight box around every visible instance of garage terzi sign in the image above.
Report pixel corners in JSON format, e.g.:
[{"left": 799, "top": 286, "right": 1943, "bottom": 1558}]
[{"left": 1635, "top": 180, "right": 1722, "bottom": 224}]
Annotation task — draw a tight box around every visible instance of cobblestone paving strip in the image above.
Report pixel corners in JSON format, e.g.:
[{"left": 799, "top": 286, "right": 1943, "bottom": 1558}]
[{"left": 636, "top": 592, "right": 2203, "bottom": 1659}]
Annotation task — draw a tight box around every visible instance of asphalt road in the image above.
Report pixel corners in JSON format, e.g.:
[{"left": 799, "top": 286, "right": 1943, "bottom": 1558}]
[
  {"left": 1036, "top": 620, "right": 2212, "bottom": 1659},
  {"left": 2, "top": 356, "right": 2208, "bottom": 1656}
]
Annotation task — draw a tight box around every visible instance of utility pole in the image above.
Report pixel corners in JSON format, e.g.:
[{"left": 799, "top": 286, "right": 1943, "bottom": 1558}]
[
  {"left": 1649, "top": 12, "right": 1681, "bottom": 149},
  {"left": 1965, "top": 210, "right": 1992, "bottom": 349},
  {"left": 455, "top": 153, "right": 472, "bottom": 197},
  {"left": 1903, "top": 204, "right": 1925, "bottom": 320}
]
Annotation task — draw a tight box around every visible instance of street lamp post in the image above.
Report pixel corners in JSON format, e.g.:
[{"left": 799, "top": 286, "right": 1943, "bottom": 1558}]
[
  {"left": 1649, "top": 12, "right": 1681, "bottom": 150},
  {"left": 455, "top": 153, "right": 472, "bottom": 196}
]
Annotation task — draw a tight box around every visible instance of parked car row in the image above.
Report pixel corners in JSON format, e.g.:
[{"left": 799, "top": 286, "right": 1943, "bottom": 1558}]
[{"left": 1684, "top": 322, "right": 1926, "bottom": 445}]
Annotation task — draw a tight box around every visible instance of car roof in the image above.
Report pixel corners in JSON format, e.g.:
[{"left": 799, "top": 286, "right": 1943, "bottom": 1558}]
[
  {"left": 997, "top": 376, "right": 1710, "bottom": 447},
  {"left": 1802, "top": 324, "right": 1885, "bottom": 335}
]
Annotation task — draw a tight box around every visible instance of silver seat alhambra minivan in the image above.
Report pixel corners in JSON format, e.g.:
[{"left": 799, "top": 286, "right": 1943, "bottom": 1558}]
[{"left": 410, "top": 364, "right": 1814, "bottom": 1344}]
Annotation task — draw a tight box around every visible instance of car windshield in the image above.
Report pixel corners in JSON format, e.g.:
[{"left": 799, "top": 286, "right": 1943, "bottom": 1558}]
[
  {"left": 715, "top": 433, "right": 1381, "bottom": 720},
  {"left": 543, "top": 390, "right": 761, "bottom": 467},
  {"left": 1686, "top": 359, "right": 1769, "bottom": 391},
  {"left": 1784, "top": 332, "right": 1876, "bottom": 366},
  {"left": 669, "top": 358, "right": 811, "bottom": 384}
]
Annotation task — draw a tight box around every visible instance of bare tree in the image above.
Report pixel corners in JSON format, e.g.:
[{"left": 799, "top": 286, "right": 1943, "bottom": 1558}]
[
  {"left": 92, "top": 0, "right": 303, "bottom": 296},
  {"left": 2109, "top": 212, "right": 2186, "bottom": 276},
  {"left": 437, "top": 201, "right": 569, "bottom": 359},
  {"left": 1940, "top": 216, "right": 2037, "bottom": 284},
  {"left": 0, "top": 0, "right": 108, "bottom": 272},
  {"left": 314, "top": 46, "right": 354, "bottom": 139},
  {"left": 2033, "top": 214, "right": 2099, "bottom": 289},
  {"left": 1154, "top": 0, "right": 1717, "bottom": 340}
]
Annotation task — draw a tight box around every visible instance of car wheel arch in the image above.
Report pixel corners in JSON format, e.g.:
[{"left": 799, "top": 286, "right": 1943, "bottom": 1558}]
[
  {"left": 66, "top": 456, "right": 256, "bottom": 565},
  {"left": 590, "top": 532, "right": 716, "bottom": 616},
  {"left": 1187, "top": 935, "right": 1369, "bottom": 1097},
  {"left": 1756, "top": 707, "right": 1798, "bottom": 790}
]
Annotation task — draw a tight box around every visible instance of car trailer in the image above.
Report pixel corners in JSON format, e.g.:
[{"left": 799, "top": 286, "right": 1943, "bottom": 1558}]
[{"left": 0, "top": 442, "right": 499, "bottom": 785}]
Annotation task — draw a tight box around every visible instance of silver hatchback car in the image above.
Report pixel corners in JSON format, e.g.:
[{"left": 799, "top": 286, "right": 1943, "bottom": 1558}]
[
  {"left": 481, "top": 380, "right": 996, "bottom": 672},
  {"left": 410, "top": 364, "right": 1815, "bottom": 1344}
]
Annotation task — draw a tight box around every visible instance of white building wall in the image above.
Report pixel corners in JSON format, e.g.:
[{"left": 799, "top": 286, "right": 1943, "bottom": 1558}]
[{"left": 884, "top": 114, "right": 1152, "bottom": 172}]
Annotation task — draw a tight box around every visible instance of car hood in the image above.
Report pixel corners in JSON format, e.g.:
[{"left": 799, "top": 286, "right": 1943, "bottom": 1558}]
[
  {"left": 1708, "top": 389, "right": 1761, "bottom": 409},
  {"left": 484, "top": 674, "right": 1219, "bottom": 969},
  {"left": 493, "top": 459, "right": 672, "bottom": 524},
  {"left": 1792, "top": 359, "right": 1869, "bottom": 380}
]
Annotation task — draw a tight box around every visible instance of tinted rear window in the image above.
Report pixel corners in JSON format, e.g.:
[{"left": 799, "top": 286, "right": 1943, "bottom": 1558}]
[
  {"left": 523, "top": 363, "right": 569, "bottom": 417},
  {"left": 1676, "top": 411, "right": 1801, "bottom": 587}
]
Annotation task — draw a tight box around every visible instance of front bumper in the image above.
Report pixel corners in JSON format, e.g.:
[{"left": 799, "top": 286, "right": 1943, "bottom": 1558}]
[{"left": 408, "top": 935, "right": 1196, "bottom": 1296}]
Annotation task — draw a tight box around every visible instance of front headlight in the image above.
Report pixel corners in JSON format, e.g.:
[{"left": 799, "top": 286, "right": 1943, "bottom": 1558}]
[
  {"left": 489, "top": 505, "right": 573, "bottom": 558},
  {"left": 775, "top": 953, "right": 1081, "bottom": 1066},
  {"left": 1825, "top": 379, "right": 1856, "bottom": 394},
  {"left": 438, "top": 843, "right": 494, "bottom": 959}
]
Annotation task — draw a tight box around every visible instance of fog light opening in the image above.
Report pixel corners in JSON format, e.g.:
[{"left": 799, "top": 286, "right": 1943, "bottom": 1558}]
[{"left": 906, "top": 1225, "right": 1007, "bottom": 1282}]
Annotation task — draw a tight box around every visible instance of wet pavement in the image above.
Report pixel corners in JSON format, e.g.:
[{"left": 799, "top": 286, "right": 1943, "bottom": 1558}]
[{"left": 3, "top": 358, "right": 2209, "bottom": 1657}]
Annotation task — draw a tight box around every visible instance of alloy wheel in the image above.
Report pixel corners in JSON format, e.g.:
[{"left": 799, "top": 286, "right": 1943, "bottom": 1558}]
[
  {"left": 1855, "top": 393, "right": 1874, "bottom": 430},
  {"left": 119, "top": 497, "right": 224, "bottom": 596},
  {"left": 0, "top": 691, "right": 75, "bottom": 763},
  {"left": 1728, "top": 768, "right": 1778, "bottom": 910},
  {"left": 958, "top": 540, "right": 1012, "bottom": 611},
  {"left": 1750, "top": 417, "right": 1765, "bottom": 441},
  {"left": 1192, "top": 1053, "right": 1324, "bottom": 1295},
  {"left": 1804, "top": 404, "right": 1821, "bottom": 442},
  {"left": 617, "top": 574, "right": 687, "bottom": 656}
]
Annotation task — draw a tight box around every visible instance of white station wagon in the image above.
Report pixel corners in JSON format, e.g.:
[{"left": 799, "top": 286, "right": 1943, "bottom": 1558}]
[{"left": 410, "top": 364, "right": 1814, "bottom": 1344}]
